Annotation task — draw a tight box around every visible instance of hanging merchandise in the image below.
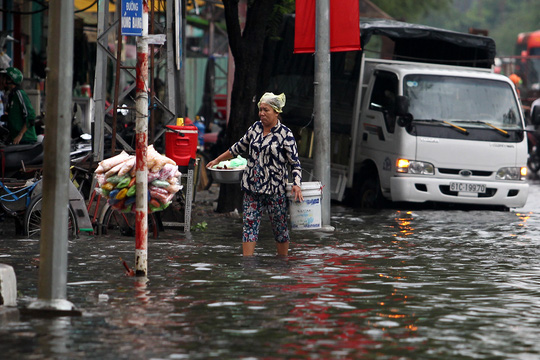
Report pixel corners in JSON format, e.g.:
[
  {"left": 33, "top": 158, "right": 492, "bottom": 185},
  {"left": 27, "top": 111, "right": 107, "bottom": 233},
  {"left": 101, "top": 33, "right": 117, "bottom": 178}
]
[{"left": 94, "top": 146, "right": 183, "bottom": 213}]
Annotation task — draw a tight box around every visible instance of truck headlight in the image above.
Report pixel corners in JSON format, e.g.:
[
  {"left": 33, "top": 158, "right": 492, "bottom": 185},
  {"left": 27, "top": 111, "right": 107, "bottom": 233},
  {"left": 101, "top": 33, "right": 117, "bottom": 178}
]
[
  {"left": 496, "top": 167, "right": 527, "bottom": 180},
  {"left": 396, "top": 159, "right": 435, "bottom": 175}
]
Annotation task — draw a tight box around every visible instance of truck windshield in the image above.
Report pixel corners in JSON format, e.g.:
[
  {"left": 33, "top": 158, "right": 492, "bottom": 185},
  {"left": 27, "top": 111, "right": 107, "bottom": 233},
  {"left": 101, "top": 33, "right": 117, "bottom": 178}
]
[{"left": 403, "top": 75, "right": 522, "bottom": 130}]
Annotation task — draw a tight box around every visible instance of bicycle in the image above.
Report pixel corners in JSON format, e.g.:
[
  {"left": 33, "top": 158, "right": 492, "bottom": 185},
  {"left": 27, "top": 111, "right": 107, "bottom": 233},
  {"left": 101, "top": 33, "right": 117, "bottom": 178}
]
[
  {"left": 78, "top": 166, "right": 161, "bottom": 239},
  {"left": 16, "top": 154, "right": 95, "bottom": 240},
  {"left": 0, "top": 176, "right": 42, "bottom": 234},
  {"left": 0, "top": 177, "right": 79, "bottom": 239},
  {"left": 54, "top": 151, "right": 161, "bottom": 240},
  {"left": 0, "top": 130, "right": 94, "bottom": 238},
  {"left": 69, "top": 148, "right": 195, "bottom": 237},
  {"left": 23, "top": 190, "right": 79, "bottom": 239},
  {"left": 99, "top": 200, "right": 160, "bottom": 238}
]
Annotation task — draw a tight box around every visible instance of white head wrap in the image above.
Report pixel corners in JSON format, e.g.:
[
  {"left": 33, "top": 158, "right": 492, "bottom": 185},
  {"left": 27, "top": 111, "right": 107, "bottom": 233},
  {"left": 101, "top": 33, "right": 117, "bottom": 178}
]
[{"left": 257, "top": 92, "right": 286, "bottom": 113}]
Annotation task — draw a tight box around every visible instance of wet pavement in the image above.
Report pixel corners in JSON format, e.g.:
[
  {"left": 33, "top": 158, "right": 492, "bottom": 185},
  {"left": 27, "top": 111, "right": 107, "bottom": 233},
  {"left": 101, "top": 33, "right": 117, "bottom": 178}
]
[{"left": 2, "top": 182, "right": 540, "bottom": 359}]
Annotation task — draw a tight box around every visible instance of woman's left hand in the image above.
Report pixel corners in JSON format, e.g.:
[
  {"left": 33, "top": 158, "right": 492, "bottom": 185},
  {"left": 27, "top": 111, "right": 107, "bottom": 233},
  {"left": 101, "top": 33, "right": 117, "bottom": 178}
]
[{"left": 291, "top": 185, "right": 303, "bottom": 202}]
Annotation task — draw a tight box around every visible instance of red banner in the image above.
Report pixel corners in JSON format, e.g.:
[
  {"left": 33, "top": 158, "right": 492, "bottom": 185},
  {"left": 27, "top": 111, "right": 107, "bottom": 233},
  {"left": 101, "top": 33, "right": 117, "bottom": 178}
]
[{"left": 294, "top": 0, "right": 361, "bottom": 54}]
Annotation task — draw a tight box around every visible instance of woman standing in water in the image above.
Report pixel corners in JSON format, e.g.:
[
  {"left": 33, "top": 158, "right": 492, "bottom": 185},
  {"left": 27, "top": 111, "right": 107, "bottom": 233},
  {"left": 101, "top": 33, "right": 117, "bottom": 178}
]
[{"left": 207, "top": 92, "right": 303, "bottom": 256}]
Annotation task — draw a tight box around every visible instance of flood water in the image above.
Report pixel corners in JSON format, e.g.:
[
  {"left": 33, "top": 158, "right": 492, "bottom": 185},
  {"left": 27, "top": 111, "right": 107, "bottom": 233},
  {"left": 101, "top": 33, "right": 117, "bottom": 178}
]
[{"left": 2, "top": 182, "right": 540, "bottom": 359}]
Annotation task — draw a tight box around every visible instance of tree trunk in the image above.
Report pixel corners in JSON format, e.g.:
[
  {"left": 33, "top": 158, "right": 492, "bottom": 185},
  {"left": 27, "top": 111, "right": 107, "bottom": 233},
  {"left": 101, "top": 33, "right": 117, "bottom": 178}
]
[{"left": 217, "top": 0, "right": 277, "bottom": 213}]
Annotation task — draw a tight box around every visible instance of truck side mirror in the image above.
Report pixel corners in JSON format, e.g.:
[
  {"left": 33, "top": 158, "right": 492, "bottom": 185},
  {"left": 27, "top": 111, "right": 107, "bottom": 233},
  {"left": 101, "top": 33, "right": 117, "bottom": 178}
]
[
  {"left": 398, "top": 113, "right": 413, "bottom": 128},
  {"left": 396, "top": 96, "right": 413, "bottom": 127},
  {"left": 395, "top": 96, "right": 410, "bottom": 116}
]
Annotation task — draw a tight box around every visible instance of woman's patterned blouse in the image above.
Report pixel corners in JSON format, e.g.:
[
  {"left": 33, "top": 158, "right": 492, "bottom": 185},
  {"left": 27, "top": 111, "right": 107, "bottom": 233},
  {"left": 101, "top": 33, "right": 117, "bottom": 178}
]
[{"left": 229, "top": 121, "right": 302, "bottom": 195}]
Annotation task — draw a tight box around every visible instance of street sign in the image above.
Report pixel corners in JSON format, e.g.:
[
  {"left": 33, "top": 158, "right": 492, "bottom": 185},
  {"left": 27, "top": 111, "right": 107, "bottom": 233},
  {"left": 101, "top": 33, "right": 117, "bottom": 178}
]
[{"left": 121, "top": 0, "right": 143, "bottom": 36}]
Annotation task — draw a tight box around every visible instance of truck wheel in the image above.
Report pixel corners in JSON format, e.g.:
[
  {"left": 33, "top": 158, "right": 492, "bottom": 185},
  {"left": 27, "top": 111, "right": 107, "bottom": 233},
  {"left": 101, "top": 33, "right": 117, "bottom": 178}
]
[
  {"left": 357, "top": 175, "right": 384, "bottom": 209},
  {"left": 528, "top": 153, "right": 540, "bottom": 173}
]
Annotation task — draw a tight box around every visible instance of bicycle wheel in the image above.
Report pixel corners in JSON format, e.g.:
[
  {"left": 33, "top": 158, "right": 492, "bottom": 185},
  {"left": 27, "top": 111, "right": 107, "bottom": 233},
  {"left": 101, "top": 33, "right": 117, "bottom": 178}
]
[
  {"left": 24, "top": 195, "right": 78, "bottom": 239},
  {"left": 100, "top": 205, "right": 159, "bottom": 239}
]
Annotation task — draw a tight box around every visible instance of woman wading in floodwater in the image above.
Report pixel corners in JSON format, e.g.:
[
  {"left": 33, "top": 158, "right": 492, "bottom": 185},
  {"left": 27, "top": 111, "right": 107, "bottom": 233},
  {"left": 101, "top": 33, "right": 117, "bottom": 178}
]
[{"left": 207, "top": 92, "right": 303, "bottom": 256}]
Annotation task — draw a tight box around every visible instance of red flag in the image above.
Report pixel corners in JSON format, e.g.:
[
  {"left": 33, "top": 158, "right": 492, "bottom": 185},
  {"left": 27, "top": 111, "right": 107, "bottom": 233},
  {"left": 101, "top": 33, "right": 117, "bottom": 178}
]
[{"left": 294, "top": 0, "right": 361, "bottom": 54}]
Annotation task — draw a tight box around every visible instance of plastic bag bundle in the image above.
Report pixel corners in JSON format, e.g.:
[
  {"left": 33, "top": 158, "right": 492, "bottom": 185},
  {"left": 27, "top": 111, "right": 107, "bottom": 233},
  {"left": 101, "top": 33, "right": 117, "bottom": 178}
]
[
  {"left": 94, "top": 146, "right": 183, "bottom": 213},
  {"left": 213, "top": 155, "right": 247, "bottom": 170}
]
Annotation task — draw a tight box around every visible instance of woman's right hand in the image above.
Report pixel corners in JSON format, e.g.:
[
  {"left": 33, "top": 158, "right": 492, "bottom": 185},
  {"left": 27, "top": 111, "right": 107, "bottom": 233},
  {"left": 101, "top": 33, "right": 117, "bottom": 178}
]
[
  {"left": 291, "top": 185, "right": 304, "bottom": 202},
  {"left": 206, "top": 150, "right": 232, "bottom": 169},
  {"left": 206, "top": 159, "right": 218, "bottom": 169}
]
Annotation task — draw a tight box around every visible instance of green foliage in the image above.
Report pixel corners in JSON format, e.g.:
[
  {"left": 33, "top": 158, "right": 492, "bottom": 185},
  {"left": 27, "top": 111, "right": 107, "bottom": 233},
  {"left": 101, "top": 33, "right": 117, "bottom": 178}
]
[
  {"left": 371, "top": 0, "right": 453, "bottom": 22},
  {"left": 267, "top": 0, "right": 295, "bottom": 39},
  {"left": 191, "top": 221, "right": 208, "bottom": 231},
  {"left": 418, "top": 0, "right": 540, "bottom": 56}
]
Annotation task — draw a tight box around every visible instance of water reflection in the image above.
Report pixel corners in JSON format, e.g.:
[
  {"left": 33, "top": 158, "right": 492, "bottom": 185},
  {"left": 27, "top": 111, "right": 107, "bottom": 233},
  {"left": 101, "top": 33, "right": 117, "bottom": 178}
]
[
  {"left": 393, "top": 211, "right": 416, "bottom": 238},
  {"left": 2, "top": 187, "right": 540, "bottom": 358},
  {"left": 35, "top": 317, "right": 73, "bottom": 357},
  {"left": 280, "top": 254, "right": 380, "bottom": 358}
]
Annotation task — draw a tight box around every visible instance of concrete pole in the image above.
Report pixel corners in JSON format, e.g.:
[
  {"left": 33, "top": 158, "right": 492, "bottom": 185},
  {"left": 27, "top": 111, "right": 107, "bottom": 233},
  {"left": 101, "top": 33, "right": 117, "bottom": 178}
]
[
  {"left": 313, "top": 0, "right": 332, "bottom": 229},
  {"left": 135, "top": 1, "right": 150, "bottom": 276},
  {"left": 179, "top": 1, "right": 187, "bottom": 117},
  {"left": 166, "top": 0, "right": 183, "bottom": 117},
  {"left": 166, "top": 0, "right": 177, "bottom": 115},
  {"left": 92, "top": 0, "right": 109, "bottom": 162},
  {"left": 28, "top": 0, "right": 78, "bottom": 314}
]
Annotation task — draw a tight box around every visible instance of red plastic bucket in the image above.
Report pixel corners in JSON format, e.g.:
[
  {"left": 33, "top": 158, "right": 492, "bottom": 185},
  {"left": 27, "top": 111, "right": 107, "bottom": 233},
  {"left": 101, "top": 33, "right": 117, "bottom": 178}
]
[{"left": 165, "top": 125, "right": 198, "bottom": 166}]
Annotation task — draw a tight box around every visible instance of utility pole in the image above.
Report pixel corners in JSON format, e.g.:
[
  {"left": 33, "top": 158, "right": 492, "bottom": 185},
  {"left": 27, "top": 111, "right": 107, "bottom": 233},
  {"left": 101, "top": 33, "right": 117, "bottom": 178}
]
[
  {"left": 166, "top": 0, "right": 183, "bottom": 117},
  {"left": 27, "top": 0, "right": 80, "bottom": 315},
  {"left": 313, "top": 0, "right": 332, "bottom": 230},
  {"left": 135, "top": 0, "right": 150, "bottom": 276},
  {"left": 92, "top": 0, "right": 109, "bottom": 162}
]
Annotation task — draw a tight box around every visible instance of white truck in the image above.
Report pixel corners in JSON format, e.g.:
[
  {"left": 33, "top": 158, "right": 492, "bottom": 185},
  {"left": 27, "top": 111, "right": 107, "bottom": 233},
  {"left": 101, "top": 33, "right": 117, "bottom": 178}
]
[{"left": 269, "top": 18, "right": 528, "bottom": 209}]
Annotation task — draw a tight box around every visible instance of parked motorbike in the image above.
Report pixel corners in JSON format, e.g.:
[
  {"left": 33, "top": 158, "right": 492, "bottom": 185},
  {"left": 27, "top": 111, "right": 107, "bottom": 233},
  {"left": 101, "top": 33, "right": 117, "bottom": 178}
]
[{"left": 0, "top": 116, "right": 92, "bottom": 179}]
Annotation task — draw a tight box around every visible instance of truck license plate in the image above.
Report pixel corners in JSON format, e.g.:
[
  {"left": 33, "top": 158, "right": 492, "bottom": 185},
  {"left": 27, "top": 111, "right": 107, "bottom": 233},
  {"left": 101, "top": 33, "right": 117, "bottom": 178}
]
[{"left": 449, "top": 182, "right": 486, "bottom": 193}]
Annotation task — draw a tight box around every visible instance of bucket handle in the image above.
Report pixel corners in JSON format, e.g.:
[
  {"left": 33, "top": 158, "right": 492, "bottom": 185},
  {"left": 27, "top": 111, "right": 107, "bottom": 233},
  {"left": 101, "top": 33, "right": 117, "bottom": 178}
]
[
  {"left": 295, "top": 181, "right": 325, "bottom": 199},
  {"left": 164, "top": 125, "right": 185, "bottom": 137},
  {"left": 300, "top": 169, "right": 324, "bottom": 192}
]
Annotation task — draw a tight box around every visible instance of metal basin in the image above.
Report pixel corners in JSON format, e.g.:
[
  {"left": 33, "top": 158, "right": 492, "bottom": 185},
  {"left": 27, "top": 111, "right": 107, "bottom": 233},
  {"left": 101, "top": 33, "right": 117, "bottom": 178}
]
[{"left": 208, "top": 168, "right": 244, "bottom": 183}]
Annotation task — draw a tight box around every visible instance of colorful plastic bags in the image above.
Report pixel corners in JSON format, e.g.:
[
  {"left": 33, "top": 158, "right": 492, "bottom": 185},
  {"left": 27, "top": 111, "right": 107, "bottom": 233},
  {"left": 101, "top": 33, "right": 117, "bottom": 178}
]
[{"left": 94, "top": 146, "right": 183, "bottom": 213}]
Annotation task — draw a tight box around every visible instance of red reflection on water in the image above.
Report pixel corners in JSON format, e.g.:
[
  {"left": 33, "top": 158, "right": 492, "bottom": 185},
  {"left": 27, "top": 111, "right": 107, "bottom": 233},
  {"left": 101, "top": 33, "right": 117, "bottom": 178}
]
[{"left": 266, "top": 253, "right": 420, "bottom": 359}]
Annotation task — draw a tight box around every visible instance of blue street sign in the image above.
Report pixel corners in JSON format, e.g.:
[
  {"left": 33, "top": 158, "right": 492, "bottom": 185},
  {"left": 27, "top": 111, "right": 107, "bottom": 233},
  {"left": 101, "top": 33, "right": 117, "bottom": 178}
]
[{"left": 121, "top": 0, "right": 143, "bottom": 36}]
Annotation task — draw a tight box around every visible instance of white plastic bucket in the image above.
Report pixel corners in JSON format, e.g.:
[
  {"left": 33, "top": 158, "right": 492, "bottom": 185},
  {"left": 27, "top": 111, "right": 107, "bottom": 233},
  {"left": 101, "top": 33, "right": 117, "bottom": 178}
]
[{"left": 286, "top": 182, "right": 322, "bottom": 230}]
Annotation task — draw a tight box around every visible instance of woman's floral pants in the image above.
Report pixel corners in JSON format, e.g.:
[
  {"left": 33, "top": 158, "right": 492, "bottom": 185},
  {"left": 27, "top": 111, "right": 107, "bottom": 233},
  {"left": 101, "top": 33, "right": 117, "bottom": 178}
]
[{"left": 242, "top": 192, "right": 289, "bottom": 243}]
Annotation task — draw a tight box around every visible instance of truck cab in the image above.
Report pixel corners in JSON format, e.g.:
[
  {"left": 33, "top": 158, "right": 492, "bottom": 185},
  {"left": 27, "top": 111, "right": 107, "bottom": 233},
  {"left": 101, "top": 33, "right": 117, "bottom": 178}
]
[{"left": 356, "top": 61, "right": 528, "bottom": 209}]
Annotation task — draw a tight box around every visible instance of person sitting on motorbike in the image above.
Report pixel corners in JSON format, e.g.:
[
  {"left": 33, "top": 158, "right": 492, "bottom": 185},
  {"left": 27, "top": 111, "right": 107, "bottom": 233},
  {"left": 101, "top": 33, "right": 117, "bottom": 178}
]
[{"left": 0, "top": 67, "right": 37, "bottom": 145}]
